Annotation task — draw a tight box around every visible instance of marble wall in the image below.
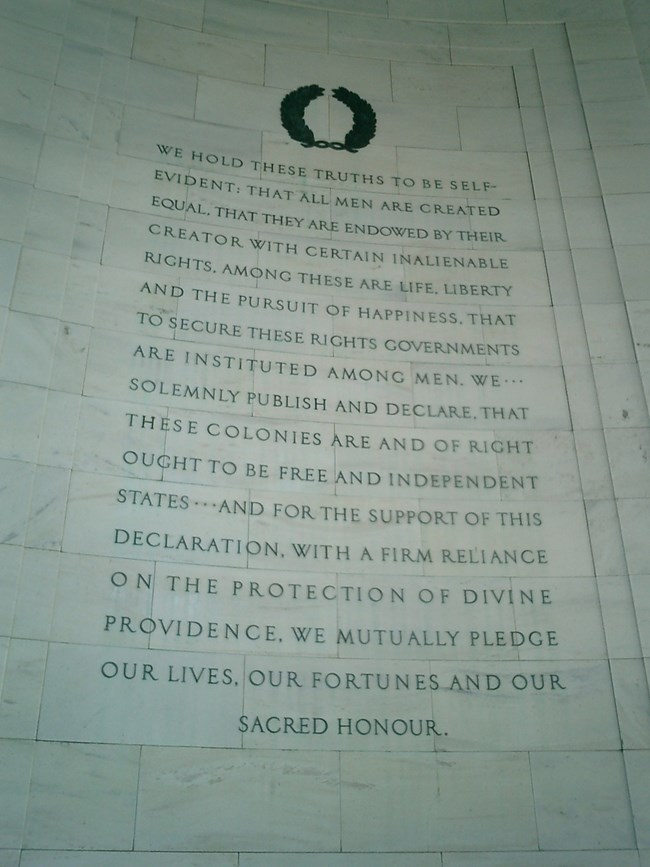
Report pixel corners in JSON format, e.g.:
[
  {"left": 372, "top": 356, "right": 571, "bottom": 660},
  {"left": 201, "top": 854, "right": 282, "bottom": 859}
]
[{"left": 1, "top": 0, "right": 649, "bottom": 864}]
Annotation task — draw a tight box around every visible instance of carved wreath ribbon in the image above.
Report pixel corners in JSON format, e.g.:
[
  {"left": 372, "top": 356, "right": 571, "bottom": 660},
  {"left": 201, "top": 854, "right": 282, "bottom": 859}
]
[{"left": 280, "top": 85, "right": 377, "bottom": 153}]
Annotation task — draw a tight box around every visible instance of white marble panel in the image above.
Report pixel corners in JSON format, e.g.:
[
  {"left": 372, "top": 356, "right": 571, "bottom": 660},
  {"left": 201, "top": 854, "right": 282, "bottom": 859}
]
[
  {"left": 605, "top": 428, "right": 650, "bottom": 498},
  {"left": 0, "top": 179, "right": 32, "bottom": 244},
  {"left": 106, "top": 8, "right": 138, "bottom": 56},
  {"left": 1, "top": 0, "right": 70, "bottom": 34},
  {"left": 63, "top": 0, "right": 111, "bottom": 48},
  {"left": 605, "top": 193, "right": 650, "bottom": 246},
  {"left": 0, "top": 545, "right": 21, "bottom": 635},
  {"left": 136, "top": 746, "right": 340, "bottom": 851},
  {"left": 554, "top": 150, "right": 601, "bottom": 197},
  {"left": 24, "top": 190, "right": 78, "bottom": 256},
  {"left": 449, "top": 22, "right": 569, "bottom": 56},
  {"left": 568, "top": 21, "right": 637, "bottom": 61},
  {"left": 584, "top": 98, "right": 650, "bottom": 147},
  {"left": 330, "top": 13, "right": 449, "bottom": 61},
  {"left": 0, "top": 121, "right": 43, "bottom": 185},
  {"left": 597, "top": 575, "right": 644, "bottom": 659},
  {"left": 555, "top": 198, "right": 599, "bottom": 257},
  {"left": 515, "top": 65, "right": 544, "bottom": 107},
  {"left": 545, "top": 103, "right": 591, "bottom": 151},
  {"left": 536, "top": 199, "right": 569, "bottom": 250},
  {"left": 619, "top": 498, "right": 650, "bottom": 576},
  {"left": 583, "top": 303, "right": 636, "bottom": 363},
  {"left": 563, "top": 365, "right": 602, "bottom": 430},
  {"left": 11, "top": 249, "right": 69, "bottom": 319},
  {"left": 10, "top": 549, "right": 60, "bottom": 641},
  {"left": 205, "top": 0, "right": 328, "bottom": 50},
  {"left": 72, "top": 200, "right": 108, "bottom": 262},
  {"left": 61, "top": 259, "right": 99, "bottom": 326},
  {"left": 526, "top": 151, "right": 560, "bottom": 198},
  {"left": 505, "top": 0, "right": 626, "bottom": 20},
  {"left": 0, "top": 740, "right": 33, "bottom": 848},
  {"left": 138, "top": 0, "right": 205, "bottom": 30},
  {"left": 388, "top": 0, "right": 506, "bottom": 21},
  {"left": 47, "top": 320, "right": 89, "bottom": 394},
  {"left": 341, "top": 751, "right": 536, "bottom": 851},
  {"left": 573, "top": 247, "right": 623, "bottom": 304},
  {"left": 617, "top": 244, "right": 650, "bottom": 301},
  {"left": 268, "top": 0, "right": 386, "bottom": 12},
  {"left": 586, "top": 499, "right": 628, "bottom": 577},
  {"left": 125, "top": 59, "right": 196, "bottom": 119},
  {"left": 0, "top": 19, "right": 62, "bottom": 79},
  {"left": 626, "top": 750, "right": 650, "bottom": 848},
  {"left": 56, "top": 40, "right": 103, "bottom": 94},
  {"left": 521, "top": 107, "right": 553, "bottom": 152},
  {"left": 451, "top": 46, "right": 533, "bottom": 67},
  {"left": 459, "top": 106, "right": 526, "bottom": 153},
  {"left": 39, "top": 642, "right": 245, "bottom": 747},
  {"left": 544, "top": 250, "right": 578, "bottom": 307},
  {"left": 0, "top": 240, "right": 20, "bottom": 308},
  {"left": 530, "top": 751, "right": 635, "bottom": 850},
  {"left": 536, "top": 61, "right": 581, "bottom": 106},
  {"left": 554, "top": 306, "right": 589, "bottom": 365},
  {"left": 80, "top": 147, "right": 115, "bottom": 204},
  {"left": 97, "top": 52, "right": 130, "bottom": 102},
  {"left": 23, "top": 741, "right": 140, "bottom": 849},
  {"left": 35, "top": 135, "right": 87, "bottom": 197},
  {"left": 544, "top": 250, "right": 578, "bottom": 308},
  {"left": 574, "top": 429, "right": 614, "bottom": 499},
  {"left": 90, "top": 96, "right": 122, "bottom": 151},
  {"left": 46, "top": 85, "right": 95, "bottom": 143},
  {"left": 392, "top": 64, "right": 517, "bottom": 107},
  {"left": 22, "top": 854, "right": 237, "bottom": 867},
  {"left": 595, "top": 144, "right": 650, "bottom": 194},
  {"left": 23, "top": 465, "right": 69, "bottom": 551},
  {"left": 611, "top": 659, "right": 650, "bottom": 749},
  {"left": 594, "top": 363, "right": 649, "bottom": 428},
  {"left": 0, "top": 383, "right": 46, "bottom": 463},
  {"left": 577, "top": 58, "right": 647, "bottom": 102},
  {"left": 133, "top": 19, "right": 264, "bottom": 84},
  {"left": 266, "top": 45, "right": 392, "bottom": 101},
  {"left": 0, "top": 68, "right": 52, "bottom": 130},
  {"left": 241, "top": 857, "right": 439, "bottom": 867},
  {"left": 0, "top": 459, "right": 33, "bottom": 548},
  {"left": 444, "top": 852, "right": 641, "bottom": 866},
  {"left": 366, "top": 100, "right": 460, "bottom": 149},
  {"left": 631, "top": 575, "right": 650, "bottom": 659},
  {"left": 0, "top": 638, "right": 47, "bottom": 739}
]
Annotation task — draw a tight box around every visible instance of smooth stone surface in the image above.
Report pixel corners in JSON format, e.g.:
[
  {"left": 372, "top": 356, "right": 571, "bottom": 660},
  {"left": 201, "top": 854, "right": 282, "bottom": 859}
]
[
  {"left": 136, "top": 747, "right": 340, "bottom": 850},
  {"left": 1, "top": 0, "right": 649, "bottom": 863}
]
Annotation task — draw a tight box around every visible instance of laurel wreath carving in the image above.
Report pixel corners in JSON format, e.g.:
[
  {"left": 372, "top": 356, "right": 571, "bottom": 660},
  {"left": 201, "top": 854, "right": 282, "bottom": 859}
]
[
  {"left": 332, "top": 86, "right": 377, "bottom": 152},
  {"left": 280, "top": 84, "right": 377, "bottom": 153}
]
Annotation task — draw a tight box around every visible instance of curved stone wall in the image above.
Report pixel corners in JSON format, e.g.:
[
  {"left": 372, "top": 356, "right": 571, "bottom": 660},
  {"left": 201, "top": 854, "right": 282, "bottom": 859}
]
[{"left": 1, "top": 0, "right": 649, "bottom": 863}]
